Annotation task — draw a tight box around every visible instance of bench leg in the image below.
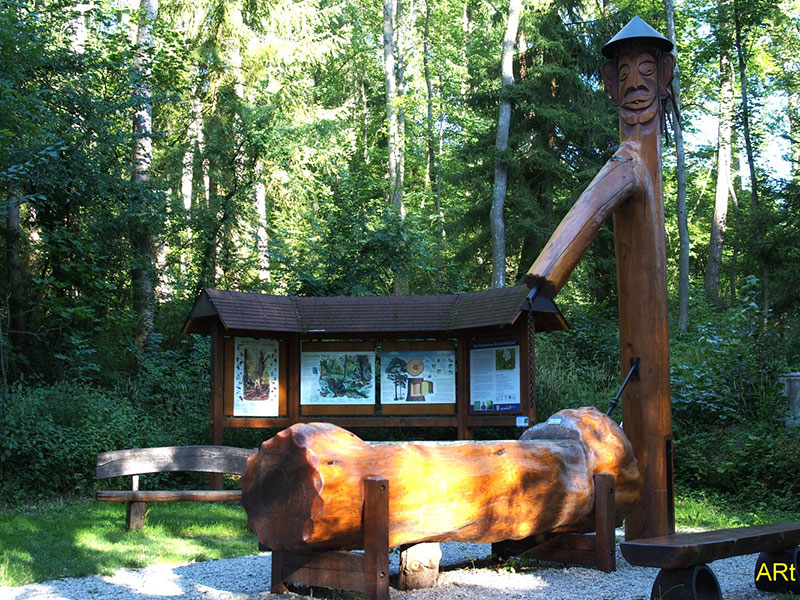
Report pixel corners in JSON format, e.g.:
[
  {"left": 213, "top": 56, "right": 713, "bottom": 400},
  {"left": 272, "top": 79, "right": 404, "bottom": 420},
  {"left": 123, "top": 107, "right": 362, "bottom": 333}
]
[
  {"left": 754, "top": 546, "right": 800, "bottom": 593},
  {"left": 126, "top": 501, "right": 147, "bottom": 530},
  {"left": 270, "top": 550, "right": 289, "bottom": 594},
  {"left": 651, "top": 564, "right": 721, "bottom": 600}
]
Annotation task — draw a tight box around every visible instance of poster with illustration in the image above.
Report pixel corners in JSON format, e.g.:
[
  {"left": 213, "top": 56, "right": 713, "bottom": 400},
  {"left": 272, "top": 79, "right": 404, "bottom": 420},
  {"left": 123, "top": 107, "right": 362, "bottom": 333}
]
[
  {"left": 233, "top": 338, "right": 280, "bottom": 417},
  {"left": 301, "top": 351, "right": 375, "bottom": 405},
  {"left": 380, "top": 350, "right": 456, "bottom": 405},
  {"left": 469, "top": 339, "right": 521, "bottom": 412}
]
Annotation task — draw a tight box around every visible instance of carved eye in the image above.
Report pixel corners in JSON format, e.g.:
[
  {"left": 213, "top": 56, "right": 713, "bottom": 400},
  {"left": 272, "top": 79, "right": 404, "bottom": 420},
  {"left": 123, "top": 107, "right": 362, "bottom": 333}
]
[
  {"left": 618, "top": 65, "right": 630, "bottom": 81},
  {"left": 640, "top": 61, "right": 656, "bottom": 77}
]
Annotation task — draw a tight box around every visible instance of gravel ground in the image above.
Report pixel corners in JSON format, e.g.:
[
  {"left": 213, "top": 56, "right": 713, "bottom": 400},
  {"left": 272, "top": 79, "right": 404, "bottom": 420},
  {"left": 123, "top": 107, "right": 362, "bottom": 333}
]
[{"left": 1, "top": 539, "right": 780, "bottom": 600}]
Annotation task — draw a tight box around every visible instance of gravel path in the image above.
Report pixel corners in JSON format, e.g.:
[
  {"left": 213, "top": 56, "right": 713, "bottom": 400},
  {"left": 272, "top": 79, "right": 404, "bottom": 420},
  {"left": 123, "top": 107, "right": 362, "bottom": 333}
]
[{"left": 1, "top": 540, "right": 778, "bottom": 600}]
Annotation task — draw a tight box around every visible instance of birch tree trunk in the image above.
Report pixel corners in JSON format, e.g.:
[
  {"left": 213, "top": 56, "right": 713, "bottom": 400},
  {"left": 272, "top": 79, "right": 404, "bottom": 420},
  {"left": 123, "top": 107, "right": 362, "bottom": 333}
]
[
  {"left": 383, "top": 0, "right": 401, "bottom": 213},
  {"left": 734, "top": 7, "right": 769, "bottom": 314},
  {"left": 705, "top": 0, "right": 734, "bottom": 307},
  {"left": 665, "top": 0, "right": 690, "bottom": 332},
  {"left": 423, "top": 0, "right": 435, "bottom": 189},
  {"left": 130, "top": 0, "right": 158, "bottom": 350},
  {"left": 490, "top": 0, "right": 522, "bottom": 289}
]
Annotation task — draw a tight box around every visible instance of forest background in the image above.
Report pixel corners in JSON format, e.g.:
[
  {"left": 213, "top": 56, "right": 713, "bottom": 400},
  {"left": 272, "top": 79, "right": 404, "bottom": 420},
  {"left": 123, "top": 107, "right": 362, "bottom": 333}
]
[{"left": 1, "top": 0, "right": 799, "bottom": 512}]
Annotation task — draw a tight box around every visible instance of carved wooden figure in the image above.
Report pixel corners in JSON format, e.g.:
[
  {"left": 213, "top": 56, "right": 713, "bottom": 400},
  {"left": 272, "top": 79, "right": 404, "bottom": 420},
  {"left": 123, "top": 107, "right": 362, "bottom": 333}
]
[
  {"left": 525, "top": 17, "right": 675, "bottom": 541},
  {"left": 241, "top": 407, "right": 641, "bottom": 551}
]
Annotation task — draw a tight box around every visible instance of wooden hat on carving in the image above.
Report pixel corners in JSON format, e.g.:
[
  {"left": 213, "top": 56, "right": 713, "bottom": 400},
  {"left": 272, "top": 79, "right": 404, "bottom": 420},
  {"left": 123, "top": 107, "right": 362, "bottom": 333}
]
[{"left": 602, "top": 16, "right": 673, "bottom": 58}]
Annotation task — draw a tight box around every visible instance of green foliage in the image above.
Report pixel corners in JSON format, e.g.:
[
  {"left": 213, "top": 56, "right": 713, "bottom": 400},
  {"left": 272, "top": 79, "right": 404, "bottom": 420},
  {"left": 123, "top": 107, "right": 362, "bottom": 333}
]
[
  {"left": 0, "top": 383, "right": 159, "bottom": 504},
  {"left": 534, "top": 303, "right": 619, "bottom": 419},
  {"left": 670, "top": 276, "right": 786, "bottom": 429},
  {"left": 675, "top": 423, "right": 800, "bottom": 511}
]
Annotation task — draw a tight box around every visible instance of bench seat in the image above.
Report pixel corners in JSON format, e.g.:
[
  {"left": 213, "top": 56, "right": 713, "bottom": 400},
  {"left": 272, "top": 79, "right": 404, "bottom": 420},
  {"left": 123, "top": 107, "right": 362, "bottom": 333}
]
[
  {"left": 621, "top": 522, "right": 800, "bottom": 599},
  {"left": 620, "top": 522, "right": 800, "bottom": 569},
  {"left": 96, "top": 489, "right": 242, "bottom": 503}
]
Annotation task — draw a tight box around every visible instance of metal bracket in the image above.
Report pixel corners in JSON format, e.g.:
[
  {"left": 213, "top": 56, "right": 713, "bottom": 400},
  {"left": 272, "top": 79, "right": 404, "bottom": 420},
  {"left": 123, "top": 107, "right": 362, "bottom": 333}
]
[{"left": 606, "top": 357, "right": 640, "bottom": 416}]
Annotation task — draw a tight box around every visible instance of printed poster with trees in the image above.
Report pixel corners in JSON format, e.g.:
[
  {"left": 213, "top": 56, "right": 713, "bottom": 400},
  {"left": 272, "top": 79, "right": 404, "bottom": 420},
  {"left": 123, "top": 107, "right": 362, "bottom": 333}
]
[
  {"left": 380, "top": 349, "right": 456, "bottom": 405},
  {"left": 300, "top": 348, "right": 376, "bottom": 405},
  {"left": 233, "top": 338, "right": 280, "bottom": 417}
]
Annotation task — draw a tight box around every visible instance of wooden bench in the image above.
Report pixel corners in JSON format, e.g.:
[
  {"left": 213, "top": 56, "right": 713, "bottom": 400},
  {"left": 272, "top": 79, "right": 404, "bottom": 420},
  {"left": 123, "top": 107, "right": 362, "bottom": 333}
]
[
  {"left": 96, "top": 445, "right": 254, "bottom": 530},
  {"left": 620, "top": 522, "right": 800, "bottom": 599}
]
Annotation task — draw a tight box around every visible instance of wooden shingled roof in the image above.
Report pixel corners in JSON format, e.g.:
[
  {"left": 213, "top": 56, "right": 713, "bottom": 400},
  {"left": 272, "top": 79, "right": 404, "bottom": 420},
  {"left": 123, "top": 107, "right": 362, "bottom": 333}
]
[{"left": 182, "top": 285, "right": 568, "bottom": 336}]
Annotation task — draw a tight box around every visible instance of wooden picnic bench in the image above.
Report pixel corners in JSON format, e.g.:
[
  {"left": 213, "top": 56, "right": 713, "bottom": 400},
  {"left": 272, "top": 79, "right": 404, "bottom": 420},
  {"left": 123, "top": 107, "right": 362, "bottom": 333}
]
[
  {"left": 95, "top": 445, "right": 254, "bottom": 530},
  {"left": 620, "top": 522, "right": 800, "bottom": 599}
]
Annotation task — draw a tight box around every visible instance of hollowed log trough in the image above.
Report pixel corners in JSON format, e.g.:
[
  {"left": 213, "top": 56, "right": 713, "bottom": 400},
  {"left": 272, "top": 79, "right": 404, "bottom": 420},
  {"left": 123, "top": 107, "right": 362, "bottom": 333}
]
[{"left": 241, "top": 407, "right": 641, "bottom": 552}]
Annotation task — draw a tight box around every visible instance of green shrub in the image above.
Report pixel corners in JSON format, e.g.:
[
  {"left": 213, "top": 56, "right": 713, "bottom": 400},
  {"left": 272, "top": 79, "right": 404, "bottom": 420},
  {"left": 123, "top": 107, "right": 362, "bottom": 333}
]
[
  {"left": 0, "top": 383, "right": 161, "bottom": 504},
  {"left": 674, "top": 423, "right": 800, "bottom": 511}
]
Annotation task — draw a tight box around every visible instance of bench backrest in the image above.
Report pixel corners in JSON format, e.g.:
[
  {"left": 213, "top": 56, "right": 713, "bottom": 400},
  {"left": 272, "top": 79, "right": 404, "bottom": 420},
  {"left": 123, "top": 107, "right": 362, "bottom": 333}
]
[{"left": 96, "top": 445, "right": 255, "bottom": 479}]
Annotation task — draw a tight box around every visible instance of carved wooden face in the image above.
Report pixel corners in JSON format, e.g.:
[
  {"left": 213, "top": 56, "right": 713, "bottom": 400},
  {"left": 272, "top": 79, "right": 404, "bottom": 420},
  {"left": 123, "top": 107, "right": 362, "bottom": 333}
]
[{"left": 603, "top": 48, "right": 675, "bottom": 127}]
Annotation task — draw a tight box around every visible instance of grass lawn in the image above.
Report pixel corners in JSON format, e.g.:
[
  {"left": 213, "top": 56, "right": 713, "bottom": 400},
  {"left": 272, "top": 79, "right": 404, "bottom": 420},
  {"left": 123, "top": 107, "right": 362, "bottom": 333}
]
[
  {"left": 0, "top": 500, "right": 257, "bottom": 586},
  {"left": 1, "top": 491, "right": 799, "bottom": 588}
]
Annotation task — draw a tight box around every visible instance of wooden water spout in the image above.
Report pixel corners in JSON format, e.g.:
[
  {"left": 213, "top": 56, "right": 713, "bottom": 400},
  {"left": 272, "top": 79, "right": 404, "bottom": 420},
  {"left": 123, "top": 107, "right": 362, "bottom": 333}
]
[
  {"left": 241, "top": 407, "right": 640, "bottom": 551},
  {"left": 525, "top": 17, "right": 676, "bottom": 541}
]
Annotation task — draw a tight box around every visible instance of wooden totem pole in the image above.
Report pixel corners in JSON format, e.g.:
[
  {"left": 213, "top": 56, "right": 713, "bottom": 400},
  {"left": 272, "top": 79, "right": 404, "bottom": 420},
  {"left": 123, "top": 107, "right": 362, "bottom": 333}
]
[{"left": 526, "top": 17, "right": 676, "bottom": 541}]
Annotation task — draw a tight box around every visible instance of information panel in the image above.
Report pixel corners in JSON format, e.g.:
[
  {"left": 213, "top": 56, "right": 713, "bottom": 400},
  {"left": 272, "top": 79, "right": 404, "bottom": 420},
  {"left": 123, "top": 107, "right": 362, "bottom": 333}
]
[
  {"left": 233, "top": 338, "right": 280, "bottom": 417},
  {"left": 469, "top": 338, "right": 521, "bottom": 412},
  {"left": 380, "top": 349, "right": 456, "bottom": 405},
  {"left": 301, "top": 350, "right": 376, "bottom": 405}
]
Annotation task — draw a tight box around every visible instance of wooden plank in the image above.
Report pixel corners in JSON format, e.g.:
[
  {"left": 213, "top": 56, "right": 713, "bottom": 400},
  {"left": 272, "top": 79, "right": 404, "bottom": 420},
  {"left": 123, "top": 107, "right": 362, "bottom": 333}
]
[
  {"left": 363, "top": 477, "right": 389, "bottom": 600},
  {"left": 287, "top": 335, "right": 300, "bottom": 423},
  {"left": 96, "top": 489, "right": 242, "bottom": 502},
  {"left": 224, "top": 337, "right": 234, "bottom": 417},
  {"left": 283, "top": 565, "right": 365, "bottom": 592},
  {"left": 96, "top": 446, "right": 254, "bottom": 479},
  {"left": 210, "top": 322, "right": 225, "bottom": 490},
  {"left": 594, "top": 473, "right": 616, "bottom": 573},
  {"left": 301, "top": 404, "right": 375, "bottom": 416},
  {"left": 457, "top": 333, "right": 471, "bottom": 440},
  {"left": 528, "top": 540, "right": 596, "bottom": 568},
  {"left": 381, "top": 340, "right": 455, "bottom": 352},
  {"left": 620, "top": 522, "right": 800, "bottom": 569},
  {"left": 381, "top": 403, "right": 455, "bottom": 416},
  {"left": 281, "top": 550, "right": 364, "bottom": 573},
  {"left": 271, "top": 550, "right": 289, "bottom": 594},
  {"left": 222, "top": 415, "right": 460, "bottom": 429}
]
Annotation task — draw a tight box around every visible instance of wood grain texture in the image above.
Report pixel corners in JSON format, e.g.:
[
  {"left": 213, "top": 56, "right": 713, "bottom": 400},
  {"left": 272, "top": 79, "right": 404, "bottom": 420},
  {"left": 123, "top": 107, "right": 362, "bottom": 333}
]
[
  {"left": 96, "top": 489, "right": 242, "bottom": 502},
  {"left": 620, "top": 522, "right": 800, "bottom": 569},
  {"left": 241, "top": 407, "right": 641, "bottom": 551},
  {"left": 524, "top": 141, "right": 646, "bottom": 296},
  {"left": 95, "top": 445, "right": 255, "bottom": 479}
]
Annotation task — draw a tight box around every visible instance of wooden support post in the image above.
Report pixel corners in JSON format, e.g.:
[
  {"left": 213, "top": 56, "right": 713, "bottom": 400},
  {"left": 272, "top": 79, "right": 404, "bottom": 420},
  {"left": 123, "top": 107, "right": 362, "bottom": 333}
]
[
  {"left": 209, "top": 320, "right": 225, "bottom": 490},
  {"left": 126, "top": 501, "right": 146, "bottom": 530},
  {"left": 363, "top": 477, "right": 390, "bottom": 600},
  {"left": 269, "top": 477, "right": 390, "bottom": 600},
  {"left": 457, "top": 334, "right": 472, "bottom": 440},
  {"left": 594, "top": 473, "right": 616, "bottom": 573}
]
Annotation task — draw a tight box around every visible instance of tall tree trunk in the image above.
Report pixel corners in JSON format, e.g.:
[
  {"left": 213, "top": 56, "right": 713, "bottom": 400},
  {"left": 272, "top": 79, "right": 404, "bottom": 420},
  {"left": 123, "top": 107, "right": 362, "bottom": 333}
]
[
  {"left": 705, "top": 0, "right": 734, "bottom": 307},
  {"left": 395, "top": 0, "right": 412, "bottom": 219},
  {"left": 789, "top": 87, "right": 800, "bottom": 182},
  {"left": 383, "top": 0, "right": 401, "bottom": 213},
  {"left": 490, "top": 0, "right": 522, "bottom": 288},
  {"left": 424, "top": 0, "right": 435, "bottom": 189},
  {"left": 665, "top": 0, "right": 690, "bottom": 332},
  {"left": 734, "top": 7, "right": 769, "bottom": 314},
  {"left": 255, "top": 162, "right": 270, "bottom": 285},
  {"left": 130, "top": 0, "right": 158, "bottom": 350},
  {"left": 384, "top": 0, "right": 407, "bottom": 295},
  {"left": 6, "top": 190, "right": 24, "bottom": 354},
  {"left": 435, "top": 77, "right": 446, "bottom": 293}
]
